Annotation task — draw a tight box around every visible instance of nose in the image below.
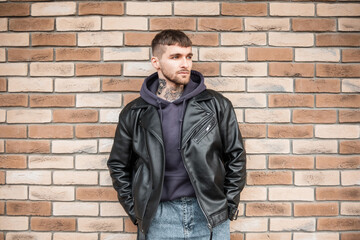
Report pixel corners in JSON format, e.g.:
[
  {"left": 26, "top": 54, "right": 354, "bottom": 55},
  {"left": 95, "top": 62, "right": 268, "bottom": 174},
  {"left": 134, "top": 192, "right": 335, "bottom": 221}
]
[{"left": 181, "top": 57, "right": 190, "bottom": 68}]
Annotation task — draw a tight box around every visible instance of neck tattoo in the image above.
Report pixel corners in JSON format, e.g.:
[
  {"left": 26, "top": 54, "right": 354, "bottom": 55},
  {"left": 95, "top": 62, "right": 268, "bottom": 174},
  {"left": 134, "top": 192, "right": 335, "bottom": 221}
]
[{"left": 157, "top": 78, "right": 184, "bottom": 102}]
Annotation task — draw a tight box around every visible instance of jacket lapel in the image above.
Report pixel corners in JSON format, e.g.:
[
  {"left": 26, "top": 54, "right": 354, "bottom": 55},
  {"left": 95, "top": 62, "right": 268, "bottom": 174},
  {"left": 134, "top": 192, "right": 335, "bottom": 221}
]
[
  {"left": 138, "top": 105, "right": 163, "bottom": 145},
  {"left": 181, "top": 91, "right": 215, "bottom": 147}
]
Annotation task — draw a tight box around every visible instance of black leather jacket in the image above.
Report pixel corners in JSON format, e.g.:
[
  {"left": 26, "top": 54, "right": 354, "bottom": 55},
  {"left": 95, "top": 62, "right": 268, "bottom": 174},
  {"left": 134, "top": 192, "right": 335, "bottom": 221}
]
[{"left": 107, "top": 89, "right": 246, "bottom": 234}]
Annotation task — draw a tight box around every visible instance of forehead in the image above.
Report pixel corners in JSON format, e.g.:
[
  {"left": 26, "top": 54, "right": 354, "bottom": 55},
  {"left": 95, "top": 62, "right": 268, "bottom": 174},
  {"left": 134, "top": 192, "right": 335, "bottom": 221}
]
[{"left": 163, "top": 44, "right": 192, "bottom": 55}]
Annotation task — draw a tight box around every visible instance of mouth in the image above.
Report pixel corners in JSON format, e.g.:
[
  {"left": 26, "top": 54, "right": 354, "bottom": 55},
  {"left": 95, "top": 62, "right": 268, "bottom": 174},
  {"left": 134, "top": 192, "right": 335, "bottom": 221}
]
[{"left": 178, "top": 70, "right": 190, "bottom": 75}]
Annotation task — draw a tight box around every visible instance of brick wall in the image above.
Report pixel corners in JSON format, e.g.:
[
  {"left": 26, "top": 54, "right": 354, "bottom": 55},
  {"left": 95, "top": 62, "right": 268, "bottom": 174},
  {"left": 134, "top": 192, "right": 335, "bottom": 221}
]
[{"left": 0, "top": 1, "right": 359, "bottom": 240}]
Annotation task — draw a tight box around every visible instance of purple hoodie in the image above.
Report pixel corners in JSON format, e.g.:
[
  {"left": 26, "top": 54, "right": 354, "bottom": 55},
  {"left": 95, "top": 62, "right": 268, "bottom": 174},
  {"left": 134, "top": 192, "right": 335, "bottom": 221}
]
[{"left": 140, "top": 70, "right": 206, "bottom": 201}]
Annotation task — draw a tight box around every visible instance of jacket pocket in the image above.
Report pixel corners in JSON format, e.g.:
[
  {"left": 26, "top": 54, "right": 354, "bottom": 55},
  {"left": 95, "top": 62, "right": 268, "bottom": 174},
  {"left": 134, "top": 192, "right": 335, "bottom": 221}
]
[{"left": 194, "top": 116, "right": 217, "bottom": 143}]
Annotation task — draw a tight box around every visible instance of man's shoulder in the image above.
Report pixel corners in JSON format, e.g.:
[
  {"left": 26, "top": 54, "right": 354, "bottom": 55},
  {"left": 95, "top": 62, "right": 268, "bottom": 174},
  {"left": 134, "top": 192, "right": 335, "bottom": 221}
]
[
  {"left": 196, "top": 89, "right": 231, "bottom": 105},
  {"left": 124, "top": 97, "right": 148, "bottom": 110},
  {"left": 120, "top": 97, "right": 148, "bottom": 118}
]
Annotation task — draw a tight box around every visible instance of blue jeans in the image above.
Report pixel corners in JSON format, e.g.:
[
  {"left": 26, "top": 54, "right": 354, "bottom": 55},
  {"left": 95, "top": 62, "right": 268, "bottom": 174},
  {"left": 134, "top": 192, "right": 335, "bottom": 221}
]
[{"left": 145, "top": 197, "right": 230, "bottom": 240}]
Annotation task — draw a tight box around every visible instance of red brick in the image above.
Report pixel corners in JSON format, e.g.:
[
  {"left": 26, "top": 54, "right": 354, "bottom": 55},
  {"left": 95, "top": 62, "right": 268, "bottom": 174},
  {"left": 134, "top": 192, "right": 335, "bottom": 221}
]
[
  {"left": 0, "top": 78, "right": 6, "bottom": 92},
  {"left": 293, "top": 109, "right": 336, "bottom": 123},
  {"left": 230, "top": 233, "right": 244, "bottom": 240},
  {"left": 0, "top": 201, "right": 4, "bottom": 214},
  {"left": 79, "top": 2, "right": 124, "bottom": 16},
  {"left": 32, "top": 33, "right": 76, "bottom": 46},
  {"left": 198, "top": 18, "right": 243, "bottom": 32},
  {"left": 292, "top": 18, "right": 336, "bottom": 32},
  {"left": 294, "top": 203, "right": 338, "bottom": 216},
  {"left": 76, "top": 63, "right": 122, "bottom": 76},
  {"left": 30, "top": 95, "right": 75, "bottom": 107},
  {"left": 187, "top": 33, "right": 219, "bottom": 46},
  {"left": 239, "top": 124, "right": 266, "bottom": 139},
  {"left": 0, "top": 94, "right": 28, "bottom": 107},
  {"left": 6, "top": 140, "right": 50, "bottom": 154},
  {"left": 0, "top": 3, "right": 29, "bottom": 17},
  {"left": 339, "top": 110, "right": 360, "bottom": 123},
  {"left": 31, "top": 217, "right": 76, "bottom": 231},
  {"left": 316, "top": 94, "right": 360, "bottom": 108},
  {"left": 150, "top": 18, "right": 196, "bottom": 31},
  {"left": 316, "top": 187, "right": 360, "bottom": 201},
  {"left": 316, "top": 156, "right": 360, "bottom": 169},
  {"left": 75, "top": 125, "right": 116, "bottom": 138},
  {"left": 0, "top": 155, "right": 27, "bottom": 169},
  {"left": 53, "top": 109, "right": 98, "bottom": 123},
  {"left": 0, "top": 125, "right": 27, "bottom": 138},
  {"left": 295, "top": 79, "right": 340, "bottom": 93},
  {"left": 124, "top": 217, "right": 137, "bottom": 233},
  {"left": 317, "top": 64, "right": 360, "bottom": 78},
  {"left": 269, "top": 63, "right": 314, "bottom": 77},
  {"left": 125, "top": 32, "right": 156, "bottom": 46},
  {"left": 246, "top": 202, "right": 291, "bottom": 216},
  {"left": 269, "top": 155, "right": 314, "bottom": 169},
  {"left": 318, "top": 218, "right": 360, "bottom": 231},
  {"left": 76, "top": 187, "right": 117, "bottom": 201},
  {"left": 192, "top": 62, "right": 219, "bottom": 77},
  {"left": 340, "top": 140, "right": 360, "bottom": 154},
  {"left": 29, "top": 125, "right": 73, "bottom": 139},
  {"left": 248, "top": 48, "right": 293, "bottom": 62},
  {"left": 123, "top": 93, "right": 139, "bottom": 106},
  {"left": 0, "top": 171, "right": 4, "bottom": 185},
  {"left": 8, "top": 48, "right": 53, "bottom": 62},
  {"left": 269, "top": 94, "right": 314, "bottom": 107},
  {"left": 268, "top": 125, "right": 313, "bottom": 138},
  {"left": 247, "top": 171, "right": 292, "bottom": 185},
  {"left": 222, "top": 3, "right": 267, "bottom": 16},
  {"left": 342, "top": 233, "right": 360, "bottom": 240},
  {"left": 316, "top": 34, "right": 360, "bottom": 47},
  {"left": 56, "top": 48, "right": 101, "bottom": 61},
  {"left": 9, "top": 18, "right": 54, "bottom": 31},
  {"left": 103, "top": 78, "right": 143, "bottom": 92},
  {"left": 342, "top": 49, "right": 360, "bottom": 63},
  {"left": 7, "top": 201, "right": 51, "bottom": 216}
]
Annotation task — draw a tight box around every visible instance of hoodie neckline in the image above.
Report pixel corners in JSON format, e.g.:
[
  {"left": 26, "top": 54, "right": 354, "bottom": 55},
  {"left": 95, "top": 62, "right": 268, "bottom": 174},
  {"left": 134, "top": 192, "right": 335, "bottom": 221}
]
[{"left": 140, "top": 70, "right": 206, "bottom": 107}]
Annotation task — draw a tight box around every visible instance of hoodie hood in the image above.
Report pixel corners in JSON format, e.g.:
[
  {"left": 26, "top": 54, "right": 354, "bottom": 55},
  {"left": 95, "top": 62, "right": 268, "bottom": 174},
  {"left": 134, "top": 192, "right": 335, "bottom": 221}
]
[{"left": 140, "top": 70, "right": 206, "bottom": 107}]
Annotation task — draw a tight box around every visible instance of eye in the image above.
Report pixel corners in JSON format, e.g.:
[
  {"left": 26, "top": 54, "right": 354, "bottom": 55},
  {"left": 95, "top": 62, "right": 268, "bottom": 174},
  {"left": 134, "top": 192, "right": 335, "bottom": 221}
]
[{"left": 187, "top": 55, "right": 193, "bottom": 60}]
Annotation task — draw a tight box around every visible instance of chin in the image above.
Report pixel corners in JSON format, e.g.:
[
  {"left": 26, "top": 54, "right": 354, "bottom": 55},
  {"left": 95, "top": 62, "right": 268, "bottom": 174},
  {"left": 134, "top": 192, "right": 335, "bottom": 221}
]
[{"left": 179, "top": 76, "right": 190, "bottom": 85}]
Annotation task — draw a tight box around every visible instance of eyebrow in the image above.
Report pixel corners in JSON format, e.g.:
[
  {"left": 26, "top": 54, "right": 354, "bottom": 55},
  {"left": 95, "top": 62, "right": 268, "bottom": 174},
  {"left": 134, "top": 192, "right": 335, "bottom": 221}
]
[{"left": 169, "top": 53, "right": 193, "bottom": 57}]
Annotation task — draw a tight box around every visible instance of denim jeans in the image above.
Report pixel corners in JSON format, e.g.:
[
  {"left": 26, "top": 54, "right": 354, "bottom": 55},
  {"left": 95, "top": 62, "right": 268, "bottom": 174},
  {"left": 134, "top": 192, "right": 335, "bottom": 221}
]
[{"left": 145, "top": 197, "right": 230, "bottom": 240}]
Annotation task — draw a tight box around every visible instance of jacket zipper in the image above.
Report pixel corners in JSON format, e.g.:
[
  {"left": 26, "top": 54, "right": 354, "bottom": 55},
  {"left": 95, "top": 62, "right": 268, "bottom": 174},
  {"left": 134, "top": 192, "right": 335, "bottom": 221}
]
[
  {"left": 180, "top": 149, "right": 213, "bottom": 233},
  {"left": 180, "top": 113, "right": 215, "bottom": 238},
  {"left": 180, "top": 112, "right": 214, "bottom": 232},
  {"left": 181, "top": 112, "right": 213, "bottom": 147}
]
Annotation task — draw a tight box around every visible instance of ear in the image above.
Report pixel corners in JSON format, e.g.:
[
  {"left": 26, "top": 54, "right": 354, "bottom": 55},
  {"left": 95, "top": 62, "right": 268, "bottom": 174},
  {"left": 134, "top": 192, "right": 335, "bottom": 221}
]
[{"left": 151, "top": 56, "right": 160, "bottom": 70}]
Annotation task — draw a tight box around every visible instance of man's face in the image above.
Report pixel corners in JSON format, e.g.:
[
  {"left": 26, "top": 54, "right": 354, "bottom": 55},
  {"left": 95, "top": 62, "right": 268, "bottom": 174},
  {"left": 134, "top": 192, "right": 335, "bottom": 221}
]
[{"left": 152, "top": 44, "right": 193, "bottom": 86}]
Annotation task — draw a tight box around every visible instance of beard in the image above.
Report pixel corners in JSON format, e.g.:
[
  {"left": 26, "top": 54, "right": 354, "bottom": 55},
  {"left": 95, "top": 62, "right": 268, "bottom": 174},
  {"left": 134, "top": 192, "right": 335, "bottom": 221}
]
[{"left": 161, "top": 68, "right": 191, "bottom": 86}]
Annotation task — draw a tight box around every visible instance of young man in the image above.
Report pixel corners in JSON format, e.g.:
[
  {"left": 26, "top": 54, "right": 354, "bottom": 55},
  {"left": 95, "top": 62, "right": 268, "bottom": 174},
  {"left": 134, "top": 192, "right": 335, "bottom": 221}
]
[{"left": 108, "top": 30, "right": 246, "bottom": 240}]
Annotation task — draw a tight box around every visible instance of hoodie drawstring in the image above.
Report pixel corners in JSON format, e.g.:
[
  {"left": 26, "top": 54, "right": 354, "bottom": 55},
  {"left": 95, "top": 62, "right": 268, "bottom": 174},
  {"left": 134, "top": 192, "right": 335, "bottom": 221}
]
[
  {"left": 157, "top": 99, "right": 164, "bottom": 123},
  {"left": 177, "top": 99, "right": 187, "bottom": 150}
]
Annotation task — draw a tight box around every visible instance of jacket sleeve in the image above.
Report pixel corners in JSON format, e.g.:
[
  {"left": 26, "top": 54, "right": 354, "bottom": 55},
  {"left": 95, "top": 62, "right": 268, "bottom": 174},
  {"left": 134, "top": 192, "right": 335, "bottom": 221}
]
[
  {"left": 219, "top": 98, "right": 246, "bottom": 221},
  {"left": 107, "top": 112, "right": 137, "bottom": 224}
]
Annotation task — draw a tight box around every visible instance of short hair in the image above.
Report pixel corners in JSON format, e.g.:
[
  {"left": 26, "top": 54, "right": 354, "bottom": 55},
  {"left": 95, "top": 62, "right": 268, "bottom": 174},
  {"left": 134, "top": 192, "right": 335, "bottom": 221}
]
[{"left": 151, "top": 30, "right": 192, "bottom": 58}]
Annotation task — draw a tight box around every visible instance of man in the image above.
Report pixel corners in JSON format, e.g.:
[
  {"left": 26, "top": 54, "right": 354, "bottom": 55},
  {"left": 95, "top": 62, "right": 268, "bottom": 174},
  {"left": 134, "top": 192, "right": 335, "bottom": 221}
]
[{"left": 108, "top": 30, "right": 246, "bottom": 240}]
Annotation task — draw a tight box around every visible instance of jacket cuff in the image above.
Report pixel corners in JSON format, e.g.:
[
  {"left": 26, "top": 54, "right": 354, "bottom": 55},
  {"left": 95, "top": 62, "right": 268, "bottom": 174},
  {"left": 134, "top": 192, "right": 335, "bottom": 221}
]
[{"left": 228, "top": 207, "right": 239, "bottom": 221}]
